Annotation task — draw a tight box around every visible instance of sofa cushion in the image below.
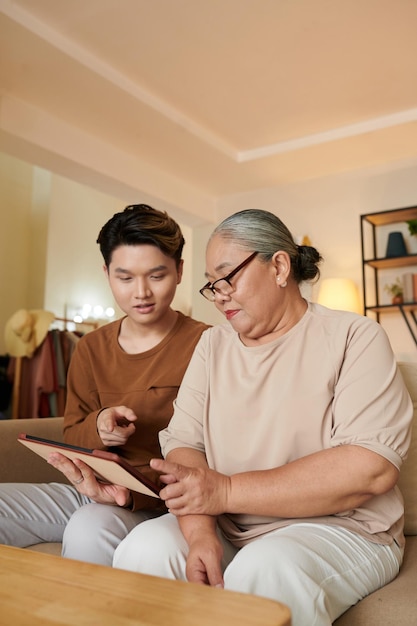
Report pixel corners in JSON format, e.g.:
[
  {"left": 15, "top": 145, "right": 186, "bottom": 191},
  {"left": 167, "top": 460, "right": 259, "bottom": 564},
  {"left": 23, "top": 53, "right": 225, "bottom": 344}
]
[
  {"left": 333, "top": 535, "right": 417, "bottom": 625},
  {"left": 27, "top": 542, "right": 62, "bottom": 556},
  {"left": 397, "top": 362, "right": 417, "bottom": 536}
]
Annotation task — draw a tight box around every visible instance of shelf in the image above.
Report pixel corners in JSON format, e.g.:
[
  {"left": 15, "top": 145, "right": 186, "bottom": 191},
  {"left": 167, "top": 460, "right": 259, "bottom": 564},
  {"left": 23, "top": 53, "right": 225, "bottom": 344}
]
[
  {"left": 361, "top": 206, "right": 417, "bottom": 348},
  {"left": 362, "top": 205, "right": 417, "bottom": 226},
  {"left": 366, "top": 303, "right": 417, "bottom": 314},
  {"left": 365, "top": 303, "right": 417, "bottom": 345},
  {"left": 364, "top": 254, "right": 417, "bottom": 269}
]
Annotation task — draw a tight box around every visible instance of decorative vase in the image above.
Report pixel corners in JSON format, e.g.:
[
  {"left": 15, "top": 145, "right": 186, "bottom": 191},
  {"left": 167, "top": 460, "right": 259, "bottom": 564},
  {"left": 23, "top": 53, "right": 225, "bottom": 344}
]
[
  {"left": 407, "top": 235, "right": 417, "bottom": 254},
  {"left": 385, "top": 232, "right": 407, "bottom": 257}
]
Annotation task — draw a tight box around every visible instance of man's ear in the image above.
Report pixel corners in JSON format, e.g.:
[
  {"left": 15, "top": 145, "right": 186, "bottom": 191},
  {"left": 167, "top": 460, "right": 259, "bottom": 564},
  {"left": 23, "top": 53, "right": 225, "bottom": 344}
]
[
  {"left": 177, "top": 259, "right": 184, "bottom": 284},
  {"left": 103, "top": 264, "right": 109, "bottom": 279}
]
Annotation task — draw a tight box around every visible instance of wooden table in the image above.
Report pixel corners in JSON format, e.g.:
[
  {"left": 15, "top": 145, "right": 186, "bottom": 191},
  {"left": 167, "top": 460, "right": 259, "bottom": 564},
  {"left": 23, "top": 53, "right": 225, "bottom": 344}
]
[{"left": 0, "top": 546, "right": 291, "bottom": 625}]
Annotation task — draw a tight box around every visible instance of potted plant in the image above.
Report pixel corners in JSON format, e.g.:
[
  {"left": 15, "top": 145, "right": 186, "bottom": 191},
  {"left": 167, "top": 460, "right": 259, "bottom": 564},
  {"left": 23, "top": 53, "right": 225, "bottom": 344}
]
[
  {"left": 406, "top": 219, "right": 417, "bottom": 236},
  {"left": 384, "top": 278, "right": 404, "bottom": 304}
]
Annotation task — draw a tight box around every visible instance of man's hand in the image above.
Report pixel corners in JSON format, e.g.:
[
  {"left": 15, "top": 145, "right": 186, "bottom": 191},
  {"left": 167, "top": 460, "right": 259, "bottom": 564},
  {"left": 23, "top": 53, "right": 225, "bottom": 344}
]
[
  {"left": 150, "top": 458, "right": 231, "bottom": 516},
  {"left": 97, "top": 406, "right": 137, "bottom": 446},
  {"left": 47, "top": 452, "right": 132, "bottom": 507}
]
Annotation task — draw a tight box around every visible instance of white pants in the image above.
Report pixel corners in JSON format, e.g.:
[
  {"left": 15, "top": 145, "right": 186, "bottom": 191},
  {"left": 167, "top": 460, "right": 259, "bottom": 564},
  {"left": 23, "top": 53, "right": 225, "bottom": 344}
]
[
  {"left": 113, "top": 514, "right": 403, "bottom": 626},
  {"left": 0, "top": 482, "right": 163, "bottom": 565}
]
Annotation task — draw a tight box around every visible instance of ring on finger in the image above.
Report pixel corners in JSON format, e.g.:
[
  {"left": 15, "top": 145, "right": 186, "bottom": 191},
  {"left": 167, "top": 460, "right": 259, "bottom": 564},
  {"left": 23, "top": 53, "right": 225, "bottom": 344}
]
[{"left": 73, "top": 476, "right": 84, "bottom": 485}]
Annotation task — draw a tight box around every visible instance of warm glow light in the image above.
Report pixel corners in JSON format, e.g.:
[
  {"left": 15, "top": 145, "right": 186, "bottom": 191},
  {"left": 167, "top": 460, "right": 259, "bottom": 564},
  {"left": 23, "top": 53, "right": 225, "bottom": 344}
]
[
  {"left": 317, "top": 278, "right": 361, "bottom": 314},
  {"left": 81, "top": 304, "right": 92, "bottom": 319},
  {"left": 93, "top": 305, "right": 104, "bottom": 318},
  {"left": 69, "top": 303, "right": 115, "bottom": 323}
]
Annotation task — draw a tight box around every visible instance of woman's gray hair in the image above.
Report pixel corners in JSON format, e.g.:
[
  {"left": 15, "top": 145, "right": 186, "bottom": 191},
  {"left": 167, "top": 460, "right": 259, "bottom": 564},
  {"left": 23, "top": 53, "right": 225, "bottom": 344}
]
[{"left": 211, "top": 209, "right": 322, "bottom": 284}]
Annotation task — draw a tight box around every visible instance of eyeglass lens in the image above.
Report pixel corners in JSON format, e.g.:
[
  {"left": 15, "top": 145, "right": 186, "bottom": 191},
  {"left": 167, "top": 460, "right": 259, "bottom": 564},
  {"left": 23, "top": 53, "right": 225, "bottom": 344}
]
[{"left": 200, "top": 251, "right": 258, "bottom": 301}]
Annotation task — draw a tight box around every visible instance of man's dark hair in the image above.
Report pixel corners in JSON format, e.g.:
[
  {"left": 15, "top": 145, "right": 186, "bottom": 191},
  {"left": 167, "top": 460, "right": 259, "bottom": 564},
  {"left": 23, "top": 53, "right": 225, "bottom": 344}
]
[{"left": 97, "top": 204, "right": 185, "bottom": 268}]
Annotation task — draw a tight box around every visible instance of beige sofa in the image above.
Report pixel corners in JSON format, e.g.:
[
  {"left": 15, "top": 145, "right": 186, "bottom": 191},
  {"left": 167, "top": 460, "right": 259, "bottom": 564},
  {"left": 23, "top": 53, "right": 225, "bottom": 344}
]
[
  {"left": 0, "top": 361, "right": 416, "bottom": 624},
  {"left": 0, "top": 416, "right": 68, "bottom": 556}
]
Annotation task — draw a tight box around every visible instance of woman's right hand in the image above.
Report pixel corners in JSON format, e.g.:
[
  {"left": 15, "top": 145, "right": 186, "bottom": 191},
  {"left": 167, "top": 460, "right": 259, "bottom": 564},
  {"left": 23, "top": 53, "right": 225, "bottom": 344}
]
[
  {"left": 185, "top": 532, "right": 224, "bottom": 587},
  {"left": 96, "top": 406, "right": 137, "bottom": 446}
]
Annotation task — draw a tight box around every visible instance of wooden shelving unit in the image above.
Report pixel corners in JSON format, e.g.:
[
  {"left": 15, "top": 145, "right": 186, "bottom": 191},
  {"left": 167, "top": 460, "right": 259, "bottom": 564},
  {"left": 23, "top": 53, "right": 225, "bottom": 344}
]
[{"left": 360, "top": 205, "right": 417, "bottom": 346}]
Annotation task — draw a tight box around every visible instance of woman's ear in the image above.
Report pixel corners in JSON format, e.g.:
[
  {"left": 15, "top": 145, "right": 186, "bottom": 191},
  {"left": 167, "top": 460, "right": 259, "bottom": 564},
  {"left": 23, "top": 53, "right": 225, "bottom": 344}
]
[{"left": 272, "top": 251, "right": 290, "bottom": 284}]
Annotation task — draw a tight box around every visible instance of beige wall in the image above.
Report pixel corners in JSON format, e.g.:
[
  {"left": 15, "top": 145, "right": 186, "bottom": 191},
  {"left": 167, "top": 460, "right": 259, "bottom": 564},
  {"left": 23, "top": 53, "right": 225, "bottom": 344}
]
[
  {"left": 0, "top": 154, "right": 43, "bottom": 353},
  {"left": 2, "top": 150, "right": 417, "bottom": 361},
  {"left": 44, "top": 175, "right": 128, "bottom": 322},
  {"left": 217, "top": 161, "right": 417, "bottom": 360},
  {"left": 0, "top": 155, "right": 202, "bottom": 354}
]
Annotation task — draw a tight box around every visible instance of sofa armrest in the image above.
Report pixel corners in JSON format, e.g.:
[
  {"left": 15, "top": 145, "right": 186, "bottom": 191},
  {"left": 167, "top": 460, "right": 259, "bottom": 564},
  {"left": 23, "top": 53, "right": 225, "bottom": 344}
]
[{"left": 0, "top": 417, "right": 69, "bottom": 484}]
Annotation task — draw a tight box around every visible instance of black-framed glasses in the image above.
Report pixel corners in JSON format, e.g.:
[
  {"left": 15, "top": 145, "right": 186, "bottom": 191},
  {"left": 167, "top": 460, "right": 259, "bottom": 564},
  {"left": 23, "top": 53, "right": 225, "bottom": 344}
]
[{"left": 199, "top": 251, "right": 259, "bottom": 301}]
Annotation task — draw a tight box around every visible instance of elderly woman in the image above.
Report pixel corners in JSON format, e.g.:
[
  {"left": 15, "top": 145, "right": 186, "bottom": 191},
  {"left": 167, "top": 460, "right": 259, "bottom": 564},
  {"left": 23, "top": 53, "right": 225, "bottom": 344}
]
[{"left": 113, "top": 209, "right": 412, "bottom": 625}]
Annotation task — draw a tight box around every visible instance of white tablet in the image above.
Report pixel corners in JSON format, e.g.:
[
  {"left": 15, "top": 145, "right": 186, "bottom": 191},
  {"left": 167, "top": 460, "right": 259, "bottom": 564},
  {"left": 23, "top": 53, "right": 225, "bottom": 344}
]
[{"left": 18, "top": 433, "right": 161, "bottom": 498}]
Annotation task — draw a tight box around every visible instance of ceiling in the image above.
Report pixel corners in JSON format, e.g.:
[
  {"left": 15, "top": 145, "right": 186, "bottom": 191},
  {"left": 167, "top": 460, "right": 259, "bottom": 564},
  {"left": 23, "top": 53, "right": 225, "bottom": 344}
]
[{"left": 1, "top": 0, "right": 417, "bottom": 206}]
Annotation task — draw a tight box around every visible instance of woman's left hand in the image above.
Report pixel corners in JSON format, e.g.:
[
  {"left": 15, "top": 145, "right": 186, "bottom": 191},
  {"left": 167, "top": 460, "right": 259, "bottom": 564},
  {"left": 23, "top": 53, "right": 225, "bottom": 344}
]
[{"left": 150, "top": 458, "right": 230, "bottom": 516}]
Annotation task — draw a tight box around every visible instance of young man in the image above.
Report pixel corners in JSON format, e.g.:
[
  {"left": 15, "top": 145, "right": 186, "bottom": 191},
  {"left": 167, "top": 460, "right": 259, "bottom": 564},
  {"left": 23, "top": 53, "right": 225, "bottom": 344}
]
[{"left": 0, "top": 204, "right": 209, "bottom": 565}]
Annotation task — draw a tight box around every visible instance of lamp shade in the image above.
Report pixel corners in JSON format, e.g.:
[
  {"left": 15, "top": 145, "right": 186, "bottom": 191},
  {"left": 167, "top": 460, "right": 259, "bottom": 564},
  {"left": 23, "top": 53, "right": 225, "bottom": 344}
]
[{"left": 317, "top": 278, "right": 361, "bottom": 314}]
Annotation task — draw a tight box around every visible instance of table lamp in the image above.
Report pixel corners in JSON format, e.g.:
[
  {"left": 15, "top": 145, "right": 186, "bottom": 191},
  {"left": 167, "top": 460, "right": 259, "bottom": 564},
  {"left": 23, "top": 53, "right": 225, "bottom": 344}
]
[{"left": 317, "top": 278, "right": 361, "bottom": 314}]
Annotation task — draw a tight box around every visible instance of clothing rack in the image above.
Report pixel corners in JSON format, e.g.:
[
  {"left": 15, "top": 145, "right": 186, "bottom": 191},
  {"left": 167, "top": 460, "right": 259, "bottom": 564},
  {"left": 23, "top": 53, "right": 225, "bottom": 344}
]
[
  {"left": 53, "top": 317, "right": 98, "bottom": 331},
  {"left": 11, "top": 317, "right": 98, "bottom": 419}
]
